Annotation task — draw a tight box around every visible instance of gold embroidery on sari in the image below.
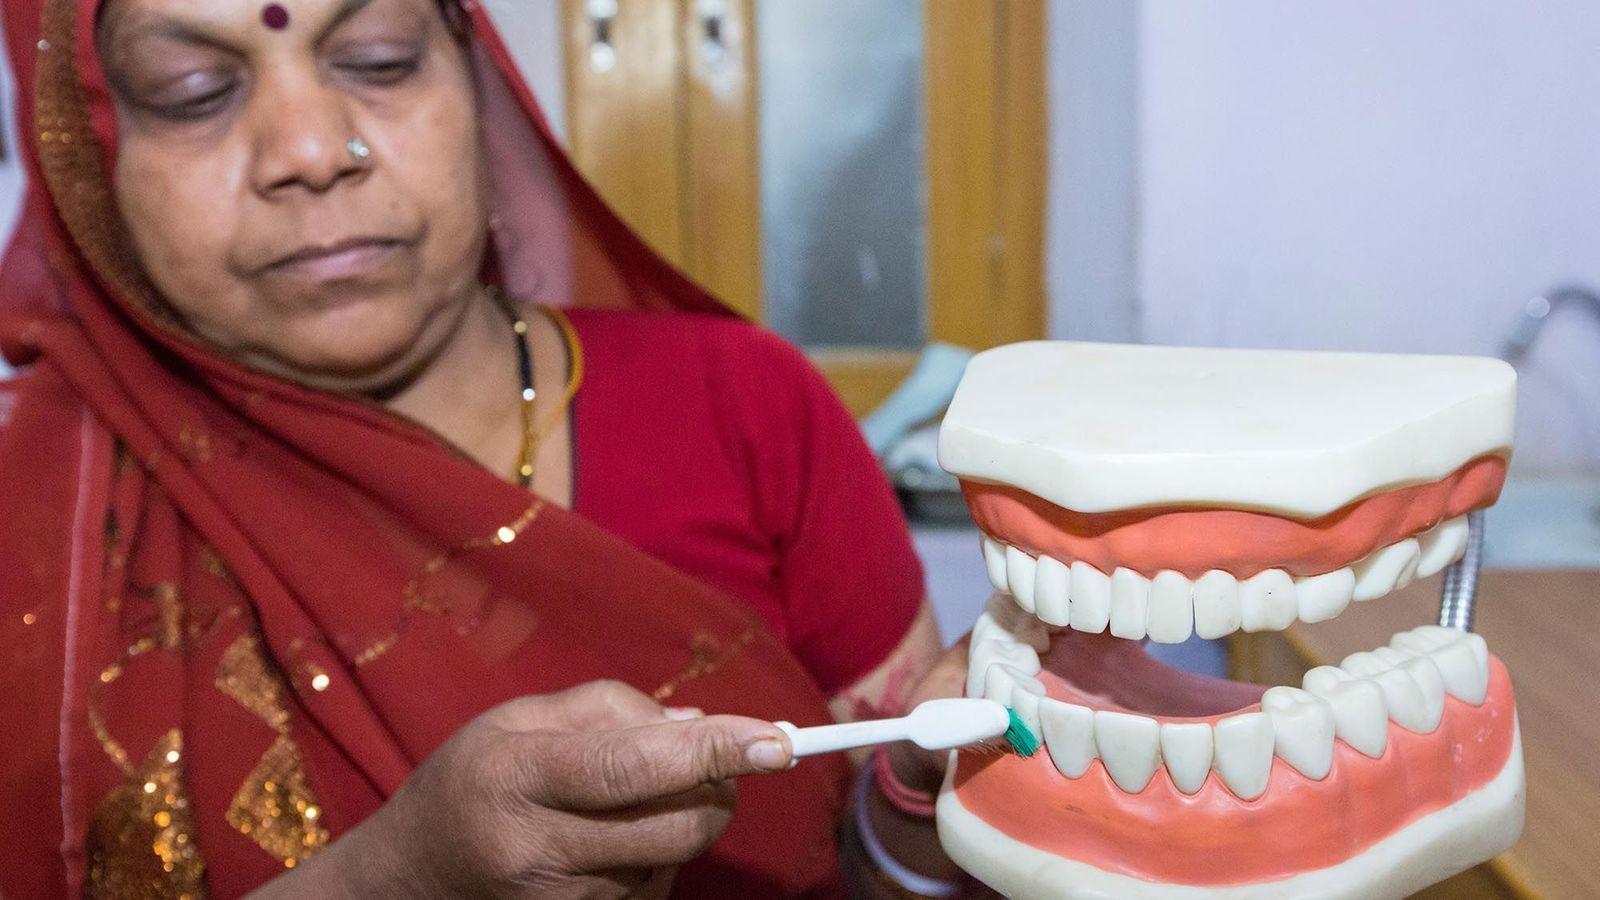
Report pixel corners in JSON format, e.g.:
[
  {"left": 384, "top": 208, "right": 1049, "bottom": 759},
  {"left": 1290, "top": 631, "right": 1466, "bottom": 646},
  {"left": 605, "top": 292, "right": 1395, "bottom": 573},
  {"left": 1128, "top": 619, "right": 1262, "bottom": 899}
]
[
  {"left": 353, "top": 500, "right": 545, "bottom": 667},
  {"left": 85, "top": 730, "right": 205, "bottom": 900},
  {"left": 215, "top": 634, "right": 329, "bottom": 865},
  {"left": 224, "top": 735, "right": 329, "bottom": 868},
  {"left": 215, "top": 634, "right": 291, "bottom": 732},
  {"left": 652, "top": 626, "right": 757, "bottom": 702},
  {"left": 176, "top": 424, "right": 214, "bottom": 465}
]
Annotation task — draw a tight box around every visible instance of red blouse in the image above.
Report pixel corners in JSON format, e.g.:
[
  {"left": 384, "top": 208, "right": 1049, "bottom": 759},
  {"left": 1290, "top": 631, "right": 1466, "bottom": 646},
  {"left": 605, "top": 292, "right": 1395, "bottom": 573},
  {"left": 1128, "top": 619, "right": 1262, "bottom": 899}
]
[{"left": 567, "top": 308, "right": 924, "bottom": 695}]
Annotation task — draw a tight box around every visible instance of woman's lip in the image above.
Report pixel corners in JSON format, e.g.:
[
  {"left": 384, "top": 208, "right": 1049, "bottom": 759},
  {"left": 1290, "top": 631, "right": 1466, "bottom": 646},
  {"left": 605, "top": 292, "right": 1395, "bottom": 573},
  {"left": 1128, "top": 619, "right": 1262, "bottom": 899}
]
[{"left": 265, "top": 238, "right": 406, "bottom": 281}]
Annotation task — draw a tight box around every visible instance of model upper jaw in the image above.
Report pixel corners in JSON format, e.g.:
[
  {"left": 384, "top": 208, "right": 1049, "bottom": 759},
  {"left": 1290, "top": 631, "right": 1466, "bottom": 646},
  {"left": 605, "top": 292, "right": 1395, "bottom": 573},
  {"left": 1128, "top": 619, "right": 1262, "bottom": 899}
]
[{"left": 936, "top": 342, "right": 1524, "bottom": 898}]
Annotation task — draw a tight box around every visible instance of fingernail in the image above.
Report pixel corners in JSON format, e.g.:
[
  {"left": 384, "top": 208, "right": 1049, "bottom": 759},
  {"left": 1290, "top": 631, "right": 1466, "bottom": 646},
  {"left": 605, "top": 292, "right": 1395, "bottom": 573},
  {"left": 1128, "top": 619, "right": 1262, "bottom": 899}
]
[
  {"left": 746, "top": 738, "right": 790, "bottom": 771},
  {"left": 663, "top": 707, "right": 704, "bottom": 721}
]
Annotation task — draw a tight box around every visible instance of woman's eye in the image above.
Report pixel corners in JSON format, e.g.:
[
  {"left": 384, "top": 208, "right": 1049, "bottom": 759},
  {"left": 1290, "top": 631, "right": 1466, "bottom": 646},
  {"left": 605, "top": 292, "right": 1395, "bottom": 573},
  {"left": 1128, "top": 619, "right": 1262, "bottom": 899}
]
[
  {"left": 145, "top": 76, "right": 238, "bottom": 121},
  {"left": 336, "top": 52, "right": 422, "bottom": 85}
]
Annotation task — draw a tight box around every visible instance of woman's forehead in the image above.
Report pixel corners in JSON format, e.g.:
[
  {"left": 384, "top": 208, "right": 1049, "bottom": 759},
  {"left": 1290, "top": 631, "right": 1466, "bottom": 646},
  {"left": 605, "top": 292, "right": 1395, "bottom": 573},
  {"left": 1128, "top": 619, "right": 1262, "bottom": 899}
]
[{"left": 97, "top": 0, "right": 433, "bottom": 47}]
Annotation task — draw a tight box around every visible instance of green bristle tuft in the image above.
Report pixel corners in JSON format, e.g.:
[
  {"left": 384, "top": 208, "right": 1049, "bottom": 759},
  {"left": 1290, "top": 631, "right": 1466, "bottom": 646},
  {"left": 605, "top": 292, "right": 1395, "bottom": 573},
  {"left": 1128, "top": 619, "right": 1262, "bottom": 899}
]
[{"left": 1002, "top": 706, "right": 1040, "bottom": 757}]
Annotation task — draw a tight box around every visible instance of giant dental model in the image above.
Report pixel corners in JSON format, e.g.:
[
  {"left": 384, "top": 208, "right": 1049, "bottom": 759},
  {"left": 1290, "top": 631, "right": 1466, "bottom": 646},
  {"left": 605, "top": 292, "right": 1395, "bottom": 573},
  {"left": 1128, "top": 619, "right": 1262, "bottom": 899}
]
[{"left": 934, "top": 342, "right": 1524, "bottom": 899}]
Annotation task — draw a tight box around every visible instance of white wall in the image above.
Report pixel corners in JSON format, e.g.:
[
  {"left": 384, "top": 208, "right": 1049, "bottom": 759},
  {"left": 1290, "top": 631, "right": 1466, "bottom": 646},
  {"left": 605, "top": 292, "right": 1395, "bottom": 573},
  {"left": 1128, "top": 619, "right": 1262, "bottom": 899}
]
[
  {"left": 480, "top": 0, "right": 567, "bottom": 140},
  {"left": 1048, "top": 1, "right": 1600, "bottom": 472}
]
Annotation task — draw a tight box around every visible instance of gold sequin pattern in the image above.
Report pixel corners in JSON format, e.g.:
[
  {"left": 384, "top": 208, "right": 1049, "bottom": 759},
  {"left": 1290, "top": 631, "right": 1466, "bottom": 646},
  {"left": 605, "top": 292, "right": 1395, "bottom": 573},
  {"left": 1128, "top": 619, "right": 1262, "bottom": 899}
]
[
  {"left": 85, "top": 730, "right": 205, "bottom": 900},
  {"left": 354, "top": 500, "right": 544, "bottom": 667},
  {"left": 224, "top": 735, "right": 329, "bottom": 868},
  {"left": 214, "top": 634, "right": 291, "bottom": 732},
  {"left": 652, "top": 626, "right": 757, "bottom": 703},
  {"left": 215, "top": 633, "right": 330, "bottom": 865}
]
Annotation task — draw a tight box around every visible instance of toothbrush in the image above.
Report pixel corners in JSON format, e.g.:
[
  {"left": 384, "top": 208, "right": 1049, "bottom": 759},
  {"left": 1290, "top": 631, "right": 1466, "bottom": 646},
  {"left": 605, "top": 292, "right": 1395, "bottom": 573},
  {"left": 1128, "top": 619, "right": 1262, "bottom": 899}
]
[{"left": 773, "top": 698, "right": 1038, "bottom": 763}]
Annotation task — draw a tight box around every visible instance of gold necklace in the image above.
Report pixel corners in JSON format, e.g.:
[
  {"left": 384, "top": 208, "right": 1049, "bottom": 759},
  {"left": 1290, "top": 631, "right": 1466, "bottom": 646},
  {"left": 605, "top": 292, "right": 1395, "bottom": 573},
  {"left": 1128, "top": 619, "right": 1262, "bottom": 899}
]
[{"left": 489, "top": 286, "right": 584, "bottom": 489}]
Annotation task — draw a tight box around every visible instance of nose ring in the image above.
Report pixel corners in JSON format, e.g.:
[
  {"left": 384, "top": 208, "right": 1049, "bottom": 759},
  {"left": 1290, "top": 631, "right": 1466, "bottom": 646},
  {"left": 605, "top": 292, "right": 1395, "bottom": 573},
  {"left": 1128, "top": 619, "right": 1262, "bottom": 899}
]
[{"left": 347, "top": 137, "right": 371, "bottom": 160}]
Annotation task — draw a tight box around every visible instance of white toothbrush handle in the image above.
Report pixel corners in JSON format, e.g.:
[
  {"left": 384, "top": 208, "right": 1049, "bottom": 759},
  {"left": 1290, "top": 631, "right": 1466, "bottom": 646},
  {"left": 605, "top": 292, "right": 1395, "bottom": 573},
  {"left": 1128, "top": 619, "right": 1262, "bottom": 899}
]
[
  {"left": 775, "top": 718, "right": 911, "bottom": 759},
  {"left": 774, "top": 698, "right": 1009, "bottom": 765}
]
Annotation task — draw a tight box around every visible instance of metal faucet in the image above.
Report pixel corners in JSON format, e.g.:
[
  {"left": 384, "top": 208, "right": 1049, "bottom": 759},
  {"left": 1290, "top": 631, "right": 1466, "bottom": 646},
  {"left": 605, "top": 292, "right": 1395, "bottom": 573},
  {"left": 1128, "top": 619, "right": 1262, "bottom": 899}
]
[
  {"left": 1439, "top": 282, "right": 1600, "bottom": 632},
  {"left": 1500, "top": 283, "right": 1600, "bottom": 362}
]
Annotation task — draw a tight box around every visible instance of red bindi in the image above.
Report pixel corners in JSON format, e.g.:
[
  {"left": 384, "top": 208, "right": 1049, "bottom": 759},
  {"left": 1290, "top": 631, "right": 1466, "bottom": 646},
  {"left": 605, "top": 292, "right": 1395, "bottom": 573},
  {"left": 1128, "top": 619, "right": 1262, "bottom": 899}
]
[{"left": 261, "top": 3, "right": 290, "bottom": 30}]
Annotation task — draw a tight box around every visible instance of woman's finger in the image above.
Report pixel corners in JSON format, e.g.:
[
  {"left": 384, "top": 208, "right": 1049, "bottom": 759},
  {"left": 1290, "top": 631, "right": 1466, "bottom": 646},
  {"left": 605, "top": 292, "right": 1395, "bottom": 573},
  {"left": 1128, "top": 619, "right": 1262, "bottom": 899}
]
[{"left": 526, "top": 715, "right": 791, "bottom": 811}]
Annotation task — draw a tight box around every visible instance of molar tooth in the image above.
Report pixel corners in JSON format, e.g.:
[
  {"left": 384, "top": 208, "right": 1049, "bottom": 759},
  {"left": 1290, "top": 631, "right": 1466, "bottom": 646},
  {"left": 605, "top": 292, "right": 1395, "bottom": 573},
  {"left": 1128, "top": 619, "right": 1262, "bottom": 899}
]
[
  {"left": 1370, "top": 646, "right": 1411, "bottom": 668},
  {"left": 1159, "top": 722, "right": 1213, "bottom": 794},
  {"left": 1414, "top": 636, "right": 1488, "bottom": 704},
  {"left": 1212, "top": 712, "right": 1275, "bottom": 800},
  {"left": 1415, "top": 516, "right": 1470, "bottom": 578},
  {"left": 1369, "top": 666, "right": 1433, "bottom": 734},
  {"left": 1108, "top": 568, "right": 1151, "bottom": 640},
  {"left": 1068, "top": 562, "right": 1112, "bottom": 633},
  {"left": 971, "top": 594, "right": 1049, "bottom": 652},
  {"left": 1399, "top": 656, "right": 1446, "bottom": 732},
  {"left": 1294, "top": 568, "right": 1355, "bottom": 623},
  {"left": 982, "top": 536, "right": 1010, "bottom": 595},
  {"left": 1303, "top": 666, "right": 1388, "bottom": 758},
  {"left": 1352, "top": 538, "right": 1422, "bottom": 602},
  {"left": 1005, "top": 546, "right": 1039, "bottom": 613},
  {"left": 1261, "top": 686, "right": 1335, "bottom": 780},
  {"left": 1339, "top": 650, "right": 1391, "bottom": 678},
  {"left": 965, "top": 638, "right": 1042, "bottom": 699},
  {"left": 1192, "top": 570, "right": 1242, "bottom": 639},
  {"left": 1093, "top": 711, "right": 1161, "bottom": 793},
  {"left": 1146, "top": 571, "right": 1194, "bottom": 644},
  {"left": 1033, "top": 556, "right": 1072, "bottom": 626},
  {"left": 1239, "top": 569, "right": 1297, "bottom": 633},
  {"left": 1039, "top": 698, "right": 1096, "bottom": 778}
]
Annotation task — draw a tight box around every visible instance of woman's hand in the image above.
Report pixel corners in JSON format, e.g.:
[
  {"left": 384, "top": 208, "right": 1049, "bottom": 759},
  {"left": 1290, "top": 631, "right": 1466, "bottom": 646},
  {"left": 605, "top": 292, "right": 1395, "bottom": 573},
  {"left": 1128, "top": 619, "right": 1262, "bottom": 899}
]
[{"left": 255, "top": 680, "right": 792, "bottom": 899}]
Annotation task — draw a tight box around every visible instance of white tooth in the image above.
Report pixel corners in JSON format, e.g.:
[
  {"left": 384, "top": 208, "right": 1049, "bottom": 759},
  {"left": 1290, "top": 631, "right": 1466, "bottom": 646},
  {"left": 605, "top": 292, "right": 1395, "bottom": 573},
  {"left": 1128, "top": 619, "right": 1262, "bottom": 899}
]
[
  {"left": 1212, "top": 712, "right": 1275, "bottom": 800},
  {"left": 1146, "top": 571, "right": 1194, "bottom": 643},
  {"left": 1303, "top": 666, "right": 1389, "bottom": 758},
  {"left": 982, "top": 662, "right": 1031, "bottom": 706},
  {"left": 1261, "top": 686, "right": 1335, "bottom": 780},
  {"left": 1294, "top": 568, "right": 1355, "bottom": 623},
  {"left": 1039, "top": 698, "right": 1096, "bottom": 777},
  {"left": 1068, "top": 562, "right": 1112, "bottom": 633},
  {"left": 1399, "top": 656, "right": 1446, "bottom": 732},
  {"left": 1006, "top": 673, "right": 1048, "bottom": 738},
  {"left": 1239, "top": 569, "right": 1297, "bottom": 633},
  {"left": 1339, "top": 650, "right": 1391, "bottom": 678},
  {"left": 1370, "top": 646, "right": 1411, "bottom": 668},
  {"left": 1093, "top": 711, "right": 1161, "bottom": 793},
  {"left": 1416, "top": 516, "right": 1469, "bottom": 578},
  {"left": 971, "top": 594, "right": 1050, "bottom": 652},
  {"left": 1413, "top": 627, "right": 1491, "bottom": 676},
  {"left": 1006, "top": 545, "right": 1039, "bottom": 613},
  {"left": 1388, "top": 630, "right": 1442, "bottom": 657},
  {"left": 982, "top": 536, "right": 1010, "bottom": 594},
  {"left": 1192, "top": 570, "right": 1242, "bottom": 639},
  {"left": 1108, "top": 568, "right": 1151, "bottom": 639},
  {"left": 965, "top": 638, "right": 1042, "bottom": 698},
  {"left": 1352, "top": 538, "right": 1421, "bottom": 602},
  {"left": 1159, "top": 722, "right": 1213, "bottom": 794},
  {"left": 1410, "top": 636, "right": 1488, "bottom": 705},
  {"left": 1369, "top": 666, "right": 1434, "bottom": 734},
  {"left": 1033, "top": 555, "right": 1072, "bottom": 626}
]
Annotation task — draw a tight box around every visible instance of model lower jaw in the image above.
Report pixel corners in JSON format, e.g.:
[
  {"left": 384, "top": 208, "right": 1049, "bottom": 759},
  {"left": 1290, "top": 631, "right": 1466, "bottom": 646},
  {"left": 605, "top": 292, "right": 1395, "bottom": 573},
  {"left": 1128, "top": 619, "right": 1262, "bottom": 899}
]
[
  {"left": 938, "top": 724, "right": 1524, "bottom": 899},
  {"left": 952, "top": 593, "right": 1522, "bottom": 897}
]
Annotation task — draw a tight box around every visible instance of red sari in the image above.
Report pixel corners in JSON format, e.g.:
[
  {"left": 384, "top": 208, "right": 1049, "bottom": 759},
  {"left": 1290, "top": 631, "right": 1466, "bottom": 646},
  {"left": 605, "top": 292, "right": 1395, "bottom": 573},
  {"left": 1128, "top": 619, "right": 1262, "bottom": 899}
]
[{"left": 0, "top": 0, "right": 921, "bottom": 896}]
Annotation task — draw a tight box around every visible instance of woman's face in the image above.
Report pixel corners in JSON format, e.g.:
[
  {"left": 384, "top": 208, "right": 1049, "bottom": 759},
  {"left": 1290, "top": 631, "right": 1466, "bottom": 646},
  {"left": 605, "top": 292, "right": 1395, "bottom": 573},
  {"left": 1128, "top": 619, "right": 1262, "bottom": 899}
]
[{"left": 98, "top": 0, "right": 490, "bottom": 391}]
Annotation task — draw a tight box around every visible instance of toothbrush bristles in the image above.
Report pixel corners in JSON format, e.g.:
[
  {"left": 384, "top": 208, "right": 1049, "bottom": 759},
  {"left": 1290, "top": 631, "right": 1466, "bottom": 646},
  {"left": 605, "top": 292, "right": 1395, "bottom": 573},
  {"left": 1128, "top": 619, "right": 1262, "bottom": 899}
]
[{"left": 1002, "top": 706, "right": 1040, "bottom": 757}]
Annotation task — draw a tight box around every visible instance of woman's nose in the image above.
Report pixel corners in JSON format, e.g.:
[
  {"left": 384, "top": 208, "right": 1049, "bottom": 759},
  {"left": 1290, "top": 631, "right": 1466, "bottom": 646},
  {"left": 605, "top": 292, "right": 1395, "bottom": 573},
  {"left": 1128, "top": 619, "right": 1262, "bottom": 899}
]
[{"left": 247, "top": 75, "right": 369, "bottom": 197}]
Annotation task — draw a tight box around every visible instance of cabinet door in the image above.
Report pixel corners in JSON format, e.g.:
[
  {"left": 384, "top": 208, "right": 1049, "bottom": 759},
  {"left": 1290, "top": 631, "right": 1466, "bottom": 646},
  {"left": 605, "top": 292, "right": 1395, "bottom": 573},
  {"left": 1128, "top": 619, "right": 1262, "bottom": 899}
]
[{"left": 564, "top": 0, "right": 1044, "bottom": 415}]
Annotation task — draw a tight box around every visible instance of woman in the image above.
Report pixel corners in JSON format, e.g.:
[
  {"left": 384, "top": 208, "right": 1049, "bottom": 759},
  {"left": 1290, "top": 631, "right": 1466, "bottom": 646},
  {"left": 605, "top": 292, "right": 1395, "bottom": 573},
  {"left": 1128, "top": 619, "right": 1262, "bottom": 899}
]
[{"left": 0, "top": 0, "right": 970, "bottom": 896}]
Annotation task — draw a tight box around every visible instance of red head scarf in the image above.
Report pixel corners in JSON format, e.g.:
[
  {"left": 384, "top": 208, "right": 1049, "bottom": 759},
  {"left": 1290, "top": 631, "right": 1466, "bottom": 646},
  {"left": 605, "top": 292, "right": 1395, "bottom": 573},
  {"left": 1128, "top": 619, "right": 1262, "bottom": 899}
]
[{"left": 0, "top": 1, "right": 848, "bottom": 896}]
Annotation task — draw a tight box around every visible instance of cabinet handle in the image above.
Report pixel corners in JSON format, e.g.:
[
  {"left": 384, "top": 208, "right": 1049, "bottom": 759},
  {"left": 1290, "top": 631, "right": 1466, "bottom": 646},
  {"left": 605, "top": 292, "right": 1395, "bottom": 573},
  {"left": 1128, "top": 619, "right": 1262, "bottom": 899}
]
[{"left": 586, "top": 0, "right": 618, "bottom": 73}]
